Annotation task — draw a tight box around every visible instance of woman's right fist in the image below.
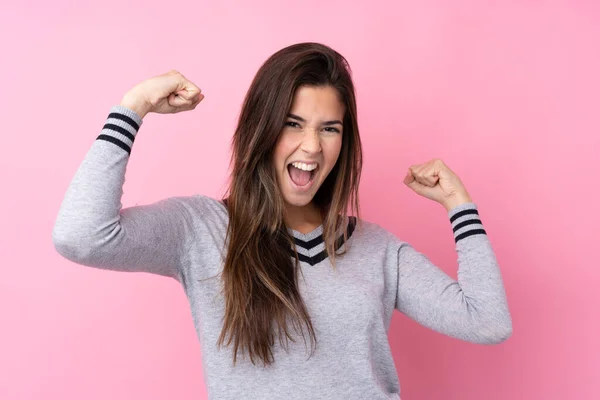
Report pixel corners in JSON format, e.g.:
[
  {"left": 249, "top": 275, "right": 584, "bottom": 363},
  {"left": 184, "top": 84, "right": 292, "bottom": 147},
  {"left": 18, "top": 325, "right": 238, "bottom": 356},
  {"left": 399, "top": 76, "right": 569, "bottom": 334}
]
[{"left": 120, "top": 70, "right": 204, "bottom": 118}]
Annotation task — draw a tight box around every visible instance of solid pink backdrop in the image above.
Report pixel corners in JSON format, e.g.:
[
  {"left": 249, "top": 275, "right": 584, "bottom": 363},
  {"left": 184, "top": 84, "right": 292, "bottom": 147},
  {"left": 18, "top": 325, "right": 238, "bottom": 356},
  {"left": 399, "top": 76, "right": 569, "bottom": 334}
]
[{"left": 1, "top": 1, "right": 598, "bottom": 399}]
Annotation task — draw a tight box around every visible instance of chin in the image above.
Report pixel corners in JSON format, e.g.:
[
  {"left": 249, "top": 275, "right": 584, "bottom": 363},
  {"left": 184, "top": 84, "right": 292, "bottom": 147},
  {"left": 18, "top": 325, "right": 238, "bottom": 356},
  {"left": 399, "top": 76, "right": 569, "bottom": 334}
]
[{"left": 282, "top": 193, "right": 315, "bottom": 208}]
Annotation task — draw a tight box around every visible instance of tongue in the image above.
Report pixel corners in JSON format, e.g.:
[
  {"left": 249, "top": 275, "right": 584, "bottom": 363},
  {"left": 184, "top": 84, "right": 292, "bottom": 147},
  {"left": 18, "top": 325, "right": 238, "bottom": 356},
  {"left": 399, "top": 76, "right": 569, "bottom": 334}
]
[{"left": 289, "top": 165, "right": 311, "bottom": 186}]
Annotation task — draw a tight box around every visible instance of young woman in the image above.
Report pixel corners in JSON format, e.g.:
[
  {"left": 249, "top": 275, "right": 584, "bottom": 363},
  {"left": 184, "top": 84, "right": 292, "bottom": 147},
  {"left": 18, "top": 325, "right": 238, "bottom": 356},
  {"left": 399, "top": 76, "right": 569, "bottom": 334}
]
[{"left": 52, "top": 42, "right": 512, "bottom": 400}]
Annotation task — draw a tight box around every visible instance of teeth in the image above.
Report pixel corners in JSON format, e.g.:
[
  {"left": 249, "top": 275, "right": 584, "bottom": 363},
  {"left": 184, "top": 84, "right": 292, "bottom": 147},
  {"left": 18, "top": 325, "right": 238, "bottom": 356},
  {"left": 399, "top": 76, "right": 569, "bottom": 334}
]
[{"left": 291, "top": 162, "right": 318, "bottom": 171}]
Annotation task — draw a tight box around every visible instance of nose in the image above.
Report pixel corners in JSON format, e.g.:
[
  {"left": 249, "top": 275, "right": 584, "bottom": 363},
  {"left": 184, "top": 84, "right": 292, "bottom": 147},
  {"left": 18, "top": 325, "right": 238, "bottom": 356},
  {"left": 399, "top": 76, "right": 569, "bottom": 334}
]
[{"left": 300, "top": 128, "right": 322, "bottom": 154}]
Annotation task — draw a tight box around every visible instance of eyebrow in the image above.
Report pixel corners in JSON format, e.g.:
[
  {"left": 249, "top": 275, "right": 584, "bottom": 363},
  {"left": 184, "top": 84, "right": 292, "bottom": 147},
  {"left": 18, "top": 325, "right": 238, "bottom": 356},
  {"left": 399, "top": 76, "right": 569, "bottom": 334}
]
[{"left": 287, "top": 113, "right": 343, "bottom": 126}]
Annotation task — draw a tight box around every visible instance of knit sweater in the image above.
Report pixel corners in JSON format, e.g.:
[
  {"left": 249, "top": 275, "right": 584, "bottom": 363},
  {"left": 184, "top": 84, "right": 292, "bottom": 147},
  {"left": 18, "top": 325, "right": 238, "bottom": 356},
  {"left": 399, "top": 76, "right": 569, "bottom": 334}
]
[{"left": 52, "top": 105, "right": 512, "bottom": 400}]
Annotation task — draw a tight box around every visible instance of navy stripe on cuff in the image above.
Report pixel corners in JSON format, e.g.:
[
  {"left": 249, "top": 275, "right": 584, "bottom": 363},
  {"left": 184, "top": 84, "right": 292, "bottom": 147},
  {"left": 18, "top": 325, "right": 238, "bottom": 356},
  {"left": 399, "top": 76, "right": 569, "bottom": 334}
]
[
  {"left": 95, "top": 107, "right": 142, "bottom": 155},
  {"left": 449, "top": 208, "right": 487, "bottom": 243}
]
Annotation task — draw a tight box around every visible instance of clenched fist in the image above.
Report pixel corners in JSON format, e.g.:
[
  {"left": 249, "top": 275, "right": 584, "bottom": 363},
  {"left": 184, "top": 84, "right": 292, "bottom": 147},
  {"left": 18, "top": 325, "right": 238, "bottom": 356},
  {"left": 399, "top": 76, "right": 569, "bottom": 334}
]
[
  {"left": 120, "top": 70, "right": 204, "bottom": 118},
  {"left": 403, "top": 159, "right": 473, "bottom": 211}
]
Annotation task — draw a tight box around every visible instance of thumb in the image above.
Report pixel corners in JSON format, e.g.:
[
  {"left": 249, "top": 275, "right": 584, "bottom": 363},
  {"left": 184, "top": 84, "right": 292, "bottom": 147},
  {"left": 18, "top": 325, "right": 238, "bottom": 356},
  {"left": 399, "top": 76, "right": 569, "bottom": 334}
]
[
  {"left": 175, "top": 88, "right": 200, "bottom": 100},
  {"left": 168, "top": 88, "right": 202, "bottom": 107},
  {"left": 168, "top": 92, "right": 192, "bottom": 107},
  {"left": 404, "top": 170, "right": 428, "bottom": 194}
]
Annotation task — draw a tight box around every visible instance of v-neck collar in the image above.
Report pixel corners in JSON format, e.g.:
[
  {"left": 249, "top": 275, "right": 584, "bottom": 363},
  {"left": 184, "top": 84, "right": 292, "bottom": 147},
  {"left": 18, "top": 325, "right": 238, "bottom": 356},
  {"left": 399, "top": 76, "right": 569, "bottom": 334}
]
[
  {"left": 287, "top": 224, "right": 324, "bottom": 242},
  {"left": 220, "top": 198, "right": 356, "bottom": 266},
  {"left": 289, "top": 216, "right": 357, "bottom": 266}
]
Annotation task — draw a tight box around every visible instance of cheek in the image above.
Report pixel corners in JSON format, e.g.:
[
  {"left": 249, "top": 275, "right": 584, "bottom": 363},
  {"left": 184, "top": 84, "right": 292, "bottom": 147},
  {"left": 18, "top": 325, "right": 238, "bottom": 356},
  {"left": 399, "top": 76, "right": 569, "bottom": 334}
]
[
  {"left": 324, "top": 137, "right": 343, "bottom": 169},
  {"left": 272, "top": 136, "right": 294, "bottom": 170}
]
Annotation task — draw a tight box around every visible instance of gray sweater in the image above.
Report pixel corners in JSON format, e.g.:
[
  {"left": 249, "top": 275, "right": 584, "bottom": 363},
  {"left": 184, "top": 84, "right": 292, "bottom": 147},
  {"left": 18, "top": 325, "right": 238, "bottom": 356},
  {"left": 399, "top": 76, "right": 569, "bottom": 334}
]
[{"left": 52, "top": 105, "right": 512, "bottom": 400}]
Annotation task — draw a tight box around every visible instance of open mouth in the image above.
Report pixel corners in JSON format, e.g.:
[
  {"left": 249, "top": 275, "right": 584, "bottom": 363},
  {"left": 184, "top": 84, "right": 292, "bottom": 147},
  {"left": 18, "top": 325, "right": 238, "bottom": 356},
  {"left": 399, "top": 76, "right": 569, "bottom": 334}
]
[{"left": 287, "top": 162, "right": 319, "bottom": 188}]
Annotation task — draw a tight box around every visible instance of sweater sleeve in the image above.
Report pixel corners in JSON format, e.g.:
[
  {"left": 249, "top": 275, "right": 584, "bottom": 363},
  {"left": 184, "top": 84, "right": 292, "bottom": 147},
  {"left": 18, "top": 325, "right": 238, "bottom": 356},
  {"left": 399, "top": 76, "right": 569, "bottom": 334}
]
[
  {"left": 52, "top": 105, "right": 195, "bottom": 282},
  {"left": 394, "top": 202, "right": 513, "bottom": 344}
]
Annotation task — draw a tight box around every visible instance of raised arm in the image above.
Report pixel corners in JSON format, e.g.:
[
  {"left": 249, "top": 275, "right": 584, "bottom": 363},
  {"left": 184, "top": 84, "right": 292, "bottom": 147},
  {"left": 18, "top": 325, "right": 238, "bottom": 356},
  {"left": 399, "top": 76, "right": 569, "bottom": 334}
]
[
  {"left": 52, "top": 71, "right": 204, "bottom": 281},
  {"left": 394, "top": 158, "right": 512, "bottom": 343}
]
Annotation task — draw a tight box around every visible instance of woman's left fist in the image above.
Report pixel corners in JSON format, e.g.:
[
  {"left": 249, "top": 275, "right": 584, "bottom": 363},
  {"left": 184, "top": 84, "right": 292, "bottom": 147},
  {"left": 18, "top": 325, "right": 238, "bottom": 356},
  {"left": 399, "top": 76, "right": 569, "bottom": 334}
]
[{"left": 403, "top": 159, "right": 473, "bottom": 211}]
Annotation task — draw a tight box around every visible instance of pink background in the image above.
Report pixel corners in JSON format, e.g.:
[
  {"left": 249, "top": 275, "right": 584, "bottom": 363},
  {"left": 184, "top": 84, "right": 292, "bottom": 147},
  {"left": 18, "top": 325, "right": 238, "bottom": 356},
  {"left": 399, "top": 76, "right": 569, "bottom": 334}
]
[{"left": 1, "top": 1, "right": 598, "bottom": 399}]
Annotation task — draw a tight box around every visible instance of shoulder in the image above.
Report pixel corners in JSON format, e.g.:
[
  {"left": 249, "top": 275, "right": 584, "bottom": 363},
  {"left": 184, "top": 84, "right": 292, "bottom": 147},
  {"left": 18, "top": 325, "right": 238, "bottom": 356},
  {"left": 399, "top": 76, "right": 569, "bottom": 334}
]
[
  {"left": 157, "top": 193, "right": 229, "bottom": 229},
  {"left": 351, "top": 217, "right": 406, "bottom": 253},
  {"left": 188, "top": 193, "right": 228, "bottom": 216},
  {"left": 164, "top": 193, "right": 225, "bottom": 212},
  {"left": 355, "top": 218, "right": 402, "bottom": 241}
]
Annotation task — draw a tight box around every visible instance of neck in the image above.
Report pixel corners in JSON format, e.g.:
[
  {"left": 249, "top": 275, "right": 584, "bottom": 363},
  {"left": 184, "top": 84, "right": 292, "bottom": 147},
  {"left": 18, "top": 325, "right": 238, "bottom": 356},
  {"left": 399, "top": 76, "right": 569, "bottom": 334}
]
[{"left": 284, "top": 202, "right": 323, "bottom": 233}]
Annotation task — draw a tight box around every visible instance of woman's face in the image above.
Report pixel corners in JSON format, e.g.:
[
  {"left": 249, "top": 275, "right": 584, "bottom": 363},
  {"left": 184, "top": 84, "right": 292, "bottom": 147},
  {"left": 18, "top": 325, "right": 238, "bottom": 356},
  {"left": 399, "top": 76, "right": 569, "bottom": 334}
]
[{"left": 272, "top": 85, "right": 345, "bottom": 208}]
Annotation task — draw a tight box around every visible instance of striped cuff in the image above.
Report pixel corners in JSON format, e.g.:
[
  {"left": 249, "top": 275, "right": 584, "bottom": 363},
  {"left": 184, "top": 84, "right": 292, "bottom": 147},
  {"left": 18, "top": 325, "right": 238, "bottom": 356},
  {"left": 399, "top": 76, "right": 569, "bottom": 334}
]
[
  {"left": 96, "top": 105, "right": 144, "bottom": 155},
  {"left": 448, "top": 202, "right": 487, "bottom": 243}
]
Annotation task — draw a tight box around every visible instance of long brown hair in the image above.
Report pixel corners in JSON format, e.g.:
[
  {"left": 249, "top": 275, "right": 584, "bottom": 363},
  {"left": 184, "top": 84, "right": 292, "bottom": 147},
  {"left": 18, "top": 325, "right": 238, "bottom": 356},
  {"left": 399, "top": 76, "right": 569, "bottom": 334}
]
[{"left": 218, "top": 42, "right": 363, "bottom": 367}]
